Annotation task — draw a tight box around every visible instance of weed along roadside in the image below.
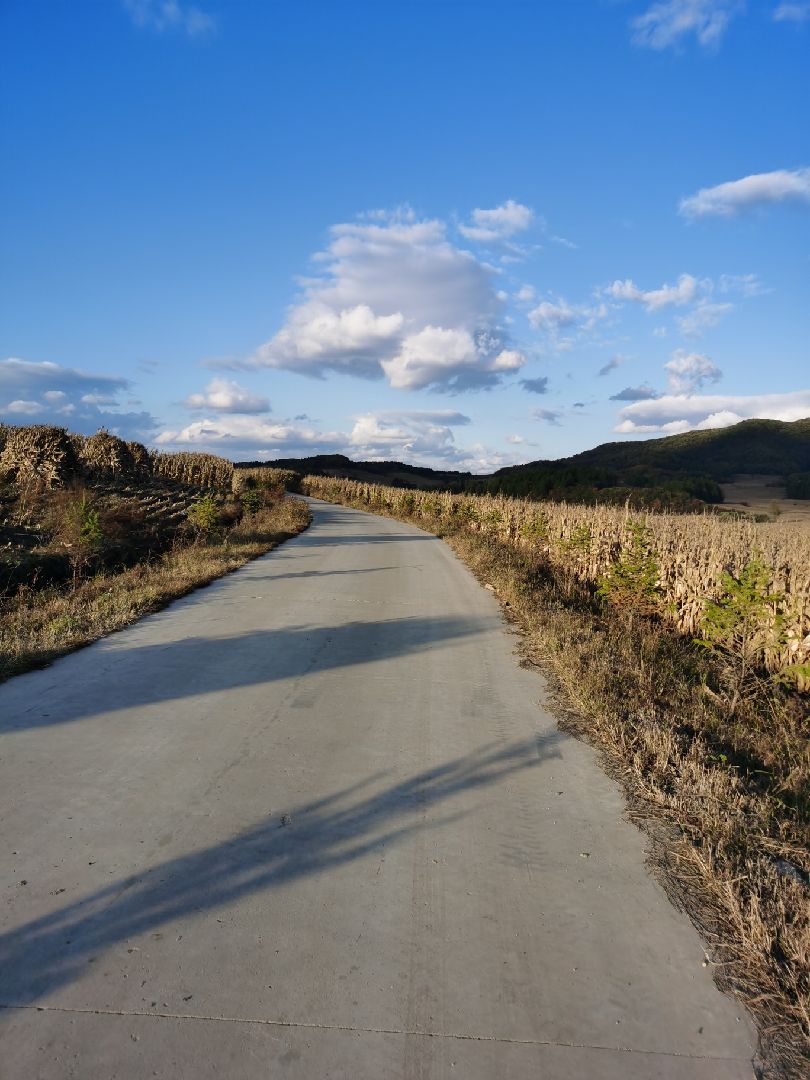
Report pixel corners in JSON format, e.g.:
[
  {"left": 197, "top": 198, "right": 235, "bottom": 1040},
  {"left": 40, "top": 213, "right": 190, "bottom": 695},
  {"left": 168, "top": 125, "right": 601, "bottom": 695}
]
[
  {"left": 0, "top": 425, "right": 312, "bottom": 681},
  {"left": 302, "top": 475, "right": 810, "bottom": 1079}
]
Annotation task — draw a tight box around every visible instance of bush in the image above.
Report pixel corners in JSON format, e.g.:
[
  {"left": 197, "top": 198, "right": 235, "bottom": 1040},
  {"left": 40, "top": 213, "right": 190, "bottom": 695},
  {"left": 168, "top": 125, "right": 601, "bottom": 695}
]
[{"left": 186, "top": 495, "right": 220, "bottom": 536}]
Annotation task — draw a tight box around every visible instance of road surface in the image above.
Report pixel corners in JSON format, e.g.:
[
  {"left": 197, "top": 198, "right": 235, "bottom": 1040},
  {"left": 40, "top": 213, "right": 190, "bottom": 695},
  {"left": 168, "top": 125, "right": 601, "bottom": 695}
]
[{"left": 0, "top": 498, "right": 756, "bottom": 1078}]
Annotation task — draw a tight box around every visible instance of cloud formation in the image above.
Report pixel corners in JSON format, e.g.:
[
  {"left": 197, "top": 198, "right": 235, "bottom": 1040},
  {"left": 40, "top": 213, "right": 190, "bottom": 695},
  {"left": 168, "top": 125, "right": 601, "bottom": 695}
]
[
  {"left": 250, "top": 211, "right": 524, "bottom": 391},
  {"left": 349, "top": 410, "right": 471, "bottom": 462},
  {"left": 604, "top": 273, "right": 700, "bottom": 311},
  {"left": 458, "top": 200, "right": 534, "bottom": 243},
  {"left": 773, "top": 2, "right": 810, "bottom": 21},
  {"left": 609, "top": 384, "right": 661, "bottom": 401},
  {"left": 664, "top": 349, "right": 723, "bottom": 392},
  {"left": 631, "top": 0, "right": 742, "bottom": 50},
  {"left": 156, "top": 416, "right": 347, "bottom": 456},
  {"left": 0, "top": 358, "right": 156, "bottom": 439},
  {"left": 676, "top": 300, "right": 734, "bottom": 337},
  {"left": 679, "top": 168, "right": 810, "bottom": 218},
  {"left": 184, "top": 379, "right": 270, "bottom": 414},
  {"left": 520, "top": 376, "right": 550, "bottom": 394},
  {"left": 533, "top": 408, "right": 563, "bottom": 425},
  {"left": 597, "top": 354, "right": 627, "bottom": 377},
  {"left": 157, "top": 407, "right": 518, "bottom": 472},
  {"left": 527, "top": 297, "right": 608, "bottom": 351},
  {"left": 615, "top": 389, "right": 810, "bottom": 434},
  {"left": 122, "top": 0, "right": 215, "bottom": 36}
]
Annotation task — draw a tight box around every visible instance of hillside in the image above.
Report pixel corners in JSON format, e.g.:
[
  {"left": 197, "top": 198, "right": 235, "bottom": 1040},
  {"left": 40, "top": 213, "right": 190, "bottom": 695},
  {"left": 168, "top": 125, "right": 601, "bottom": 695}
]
[{"left": 243, "top": 417, "right": 810, "bottom": 508}]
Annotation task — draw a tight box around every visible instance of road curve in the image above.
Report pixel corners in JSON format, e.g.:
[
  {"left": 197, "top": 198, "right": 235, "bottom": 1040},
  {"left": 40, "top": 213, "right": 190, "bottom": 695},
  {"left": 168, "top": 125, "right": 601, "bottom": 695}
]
[{"left": 0, "top": 498, "right": 755, "bottom": 1079}]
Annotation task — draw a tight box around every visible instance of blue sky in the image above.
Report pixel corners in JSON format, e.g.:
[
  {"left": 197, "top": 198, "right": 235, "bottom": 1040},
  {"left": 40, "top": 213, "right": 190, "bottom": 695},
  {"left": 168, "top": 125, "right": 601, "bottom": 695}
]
[{"left": 1, "top": 0, "right": 808, "bottom": 470}]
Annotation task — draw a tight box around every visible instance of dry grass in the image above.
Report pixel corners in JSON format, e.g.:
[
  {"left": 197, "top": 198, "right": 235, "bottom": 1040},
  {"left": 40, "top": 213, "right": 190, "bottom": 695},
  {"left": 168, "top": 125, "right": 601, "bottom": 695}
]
[
  {"left": 304, "top": 475, "right": 810, "bottom": 1078},
  {"left": 304, "top": 477, "right": 810, "bottom": 688},
  {"left": 232, "top": 465, "right": 302, "bottom": 493},
  {"left": 0, "top": 497, "right": 310, "bottom": 683},
  {"left": 721, "top": 475, "right": 810, "bottom": 525}
]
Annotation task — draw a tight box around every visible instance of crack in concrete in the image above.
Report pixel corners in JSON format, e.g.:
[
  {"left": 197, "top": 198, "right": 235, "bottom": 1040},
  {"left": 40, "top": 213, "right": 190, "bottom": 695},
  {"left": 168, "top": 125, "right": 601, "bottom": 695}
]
[{"left": 0, "top": 1003, "right": 753, "bottom": 1065}]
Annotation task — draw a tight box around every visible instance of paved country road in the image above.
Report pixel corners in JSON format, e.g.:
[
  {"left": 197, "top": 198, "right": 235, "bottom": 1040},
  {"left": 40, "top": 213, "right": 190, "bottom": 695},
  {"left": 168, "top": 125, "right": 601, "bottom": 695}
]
[{"left": 0, "top": 498, "right": 756, "bottom": 1079}]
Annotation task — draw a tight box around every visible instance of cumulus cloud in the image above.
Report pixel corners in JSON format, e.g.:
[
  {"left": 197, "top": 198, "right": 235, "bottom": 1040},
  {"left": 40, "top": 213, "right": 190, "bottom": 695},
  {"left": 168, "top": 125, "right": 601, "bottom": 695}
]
[
  {"left": 615, "top": 389, "right": 810, "bottom": 434},
  {"left": 250, "top": 211, "right": 524, "bottom": 391},
  {"left": 527, "top": 297, "right": 608, "bottom": 350},
  {"left": 773, "top": 2, "right": 810, "bottom": 21},
  {"left": 604, "top": 273, "right": 700, "bottom": 311},
  {"left": 609, "top": 384, "right": 661, "bottom": 401},
  {"left": 520, "top": 376, "right": 550, "bottom": 394},
  {"left": 156, "top": 416, "right": 348, "bottom": 457},
  {"left": 184, "top": 378, "right": 270, "bottom": 414},
  {"left": 631, "top": 0, "right": 742, "bottom": 50},
  {"left": 458, "top": 200, "right": 534, "bottom": 243},
  {"left": 679, "top": 168, "right": 810, "bottom": 218},
  {"left": 664, "top": 349, "right": 723, "bottom": 392},
  {"left": 349, "top": 410, "right": 472, "bottom": 462},
  {"left": 122, "top": 0, "right": 215, "bottom": 36},
  {"left": 0, "top": 357, "right": 156, "bottom": 439}
]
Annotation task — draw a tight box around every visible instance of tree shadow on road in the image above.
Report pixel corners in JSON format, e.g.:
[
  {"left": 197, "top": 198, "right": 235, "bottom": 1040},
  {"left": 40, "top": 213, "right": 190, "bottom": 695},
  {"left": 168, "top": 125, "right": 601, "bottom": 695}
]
[
  {"left": 0, "top": 735, "right": 559, "bottom": 1006},
  {"left": 0, "top": 614, "right": 492, "bottom": 733}
]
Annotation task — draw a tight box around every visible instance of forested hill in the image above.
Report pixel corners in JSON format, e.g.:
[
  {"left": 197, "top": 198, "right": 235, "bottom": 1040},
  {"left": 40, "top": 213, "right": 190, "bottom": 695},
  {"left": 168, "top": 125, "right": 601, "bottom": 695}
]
[{"left": 239, "top": 418, "right": 810, "bottom": 507}]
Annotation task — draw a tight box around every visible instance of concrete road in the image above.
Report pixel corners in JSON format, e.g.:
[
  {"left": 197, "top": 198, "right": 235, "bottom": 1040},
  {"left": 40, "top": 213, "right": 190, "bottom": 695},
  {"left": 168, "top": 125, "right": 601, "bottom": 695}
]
[{"left": 0, "top": 498, "right": 756, "bottom": 1079}]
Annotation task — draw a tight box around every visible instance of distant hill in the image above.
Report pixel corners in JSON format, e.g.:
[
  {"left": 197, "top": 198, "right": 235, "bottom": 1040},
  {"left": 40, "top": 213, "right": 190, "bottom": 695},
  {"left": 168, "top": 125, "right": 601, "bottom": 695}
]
[{"left": 236, "top": 418, "right": 810, "bottom": 507}]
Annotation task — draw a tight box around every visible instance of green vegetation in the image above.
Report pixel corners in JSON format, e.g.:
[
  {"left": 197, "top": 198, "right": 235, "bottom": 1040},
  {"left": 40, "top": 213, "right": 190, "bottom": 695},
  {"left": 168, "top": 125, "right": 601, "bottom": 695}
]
[
  {"left": 0, "top": 423, "right": 312, "bottom": 680},
  {"left": 263, "top": 417, "right": 810, "bottom": 509}
]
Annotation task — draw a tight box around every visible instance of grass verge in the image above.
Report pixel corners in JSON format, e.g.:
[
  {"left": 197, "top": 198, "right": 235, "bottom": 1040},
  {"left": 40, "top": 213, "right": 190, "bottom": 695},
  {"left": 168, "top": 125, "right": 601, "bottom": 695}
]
[
  {"left": 309, "top": 489, "right": 809, "bottom": 1080},
  {"left": 0, "top": 496, "right": 311, "bottom": 683}
]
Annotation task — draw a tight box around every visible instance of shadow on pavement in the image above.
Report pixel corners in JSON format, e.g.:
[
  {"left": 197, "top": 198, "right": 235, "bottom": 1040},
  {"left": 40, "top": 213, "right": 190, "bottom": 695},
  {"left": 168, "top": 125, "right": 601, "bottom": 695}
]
[
  {"left": 0, "top": 735, "right": 559, "bottom": 1006},
  {"left": 0, "top": 615, "right": 489, "bottom": 733}
]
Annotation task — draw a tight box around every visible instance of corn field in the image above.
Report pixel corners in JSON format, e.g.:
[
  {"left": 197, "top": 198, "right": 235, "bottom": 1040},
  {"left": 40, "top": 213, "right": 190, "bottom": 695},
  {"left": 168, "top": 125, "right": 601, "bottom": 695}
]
[
  {"left": 303, "top": 475, "right": 810, "bottom": 688},
  {"left": 232, "top": 465, "right": 301, "bottom": 493},
  {"left": 0, "top": 425, "right": 233, "bottom": 491}
]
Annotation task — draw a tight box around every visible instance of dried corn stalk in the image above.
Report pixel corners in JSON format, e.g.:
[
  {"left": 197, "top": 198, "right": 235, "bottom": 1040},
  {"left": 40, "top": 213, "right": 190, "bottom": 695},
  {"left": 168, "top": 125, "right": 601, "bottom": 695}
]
[{"left": 0, "top": 425, "right": 78, "bottom": 488}]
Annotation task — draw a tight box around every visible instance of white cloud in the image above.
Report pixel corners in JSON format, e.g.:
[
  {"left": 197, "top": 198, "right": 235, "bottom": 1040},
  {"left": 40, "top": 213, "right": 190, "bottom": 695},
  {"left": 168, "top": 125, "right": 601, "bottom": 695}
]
[
  {"left": 605, "top": 273, "right": 700, "bottom": 311},
  {"left": 664, "top": 349, "right": 723, "bottom": 392},
  {"left": 615, "top": 389, "right": 810, "bottom": 433},
  {"left": 6, "top": 399, "right": 43, "bottom": 416},
  {"left": 718, "top": 272, "right": 768, "bottom": 297},
  {"left": 527, "top": 298, "right": 608, "bottom": 351},
  {"left": 349, "top": 410, "right": 471, "bottom": 462},
  {"left": 631, "top": 1, "right": 742, "bottom": 50},
  {"left": 155, "top": 416, "right": 347, "bottom": 456},
  {"left": 676, "top": 300, "right": 734, "bottom": 337},
  {"left": 458, "top": 200, "right": 534, "bottom": 243},
  {"left": 250, "top": 211, "right": 523, "bottom": 391},
  {"left": 0, "top": 357, "right": 156, "bottom": 438},
  {"left": 122, "top": 0, "right": 215, "bottom": 36},
  {"left": 773, "top": 2, "right": 810, "bottom": 21},
  {"left": 184, "top": 378, "right": 270, "bottom": 414},
  {"left": 156, "top": 407, "right": 517, "bottom": 472},
  {"left": 515, "top": 285, "right": 536, "bottom": 303},
  {"left": 679, "top": 168, "right": 810, "bottom": 218}
]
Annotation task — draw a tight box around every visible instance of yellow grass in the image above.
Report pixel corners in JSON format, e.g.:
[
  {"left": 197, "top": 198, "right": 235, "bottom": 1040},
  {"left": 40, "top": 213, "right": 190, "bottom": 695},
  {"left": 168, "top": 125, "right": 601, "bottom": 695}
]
[
  {"left": 0, "top": 497, "right": 310, "bottom": 682},
  {"left": 303, "top": 476, "right": 810, "bottom": 687}
]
